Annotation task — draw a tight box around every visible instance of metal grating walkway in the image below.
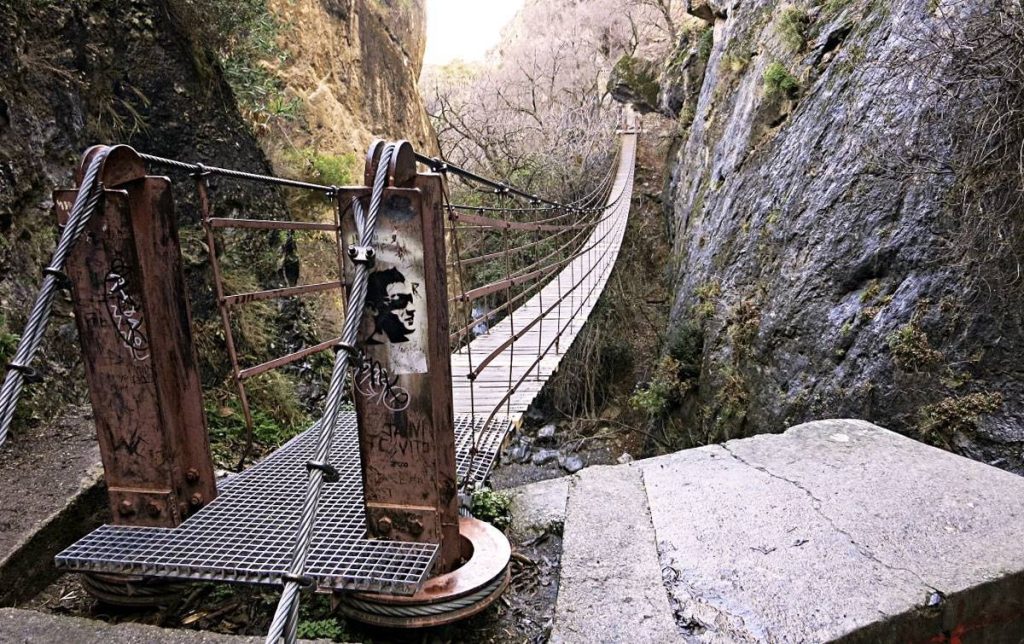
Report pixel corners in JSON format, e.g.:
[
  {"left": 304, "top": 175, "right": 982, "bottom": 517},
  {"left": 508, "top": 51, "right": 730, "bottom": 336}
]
[{"left": 56, "top": 413, "right": 511, "bottom": 593}]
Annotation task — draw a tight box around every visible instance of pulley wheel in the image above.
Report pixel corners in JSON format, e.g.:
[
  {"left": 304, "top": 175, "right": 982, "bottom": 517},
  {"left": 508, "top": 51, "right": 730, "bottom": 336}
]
[
  {"left": 338, "top": 517, "right": 511, "bottom": 628},
  {"left": 81, "top": 571, "right": 188, "bottom": 607}
]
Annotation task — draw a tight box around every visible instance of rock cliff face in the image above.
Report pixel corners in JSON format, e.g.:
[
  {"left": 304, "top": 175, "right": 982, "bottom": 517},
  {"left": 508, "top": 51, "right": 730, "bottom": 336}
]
[
  {"left": 0, "top": 0, "right": 431, "bottom": 442},
  {"left": 650, "top": 0, "right": 1024, "bottom": 470}
]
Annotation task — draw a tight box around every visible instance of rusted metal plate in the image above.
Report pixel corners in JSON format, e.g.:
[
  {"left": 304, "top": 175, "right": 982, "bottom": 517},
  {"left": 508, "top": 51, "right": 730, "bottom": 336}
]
[
  {"left": 127, "top": 178, "right": 217, "bottom": 517},
  {"left": 346, "top": 179, "right": 461, "bottom": 572},
  {"left": 55, "top": 170, "right": 216, "bottom": 528}
]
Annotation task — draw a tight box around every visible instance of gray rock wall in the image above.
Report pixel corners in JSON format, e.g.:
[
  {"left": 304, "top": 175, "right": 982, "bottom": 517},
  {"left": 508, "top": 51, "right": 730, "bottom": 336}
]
[{"left": 657, "top": 0, "right": 1024, "bottom": 470}]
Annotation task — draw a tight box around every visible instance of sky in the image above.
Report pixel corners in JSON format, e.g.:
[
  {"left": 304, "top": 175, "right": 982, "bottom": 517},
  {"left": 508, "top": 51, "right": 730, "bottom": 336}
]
[{"left": 423, "top": 0, "right": 525, "bottom": 66}]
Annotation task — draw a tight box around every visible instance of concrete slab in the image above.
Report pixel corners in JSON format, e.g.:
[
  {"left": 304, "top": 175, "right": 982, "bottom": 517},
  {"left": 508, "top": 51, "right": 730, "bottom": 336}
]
[
  {"left": 641, "top": 419, "right": 1024, "bottom": 642},
  {"left": 0, "top": 406, "right": 105, "bottom": 605},
  {"left": 552, "top": 465, "right": 678, "bottom": 644},
  {"left": 505, "top": 475, "right": 570, "bottom": 541},
  {"left": 0, "top": 607, "right": 332, "bottom": 643}
]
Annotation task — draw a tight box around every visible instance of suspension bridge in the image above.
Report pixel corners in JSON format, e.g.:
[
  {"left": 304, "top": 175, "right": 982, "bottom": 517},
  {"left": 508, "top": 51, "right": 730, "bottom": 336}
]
[{"left": 0, "top": 124, "right": 638, "bottom": 640}]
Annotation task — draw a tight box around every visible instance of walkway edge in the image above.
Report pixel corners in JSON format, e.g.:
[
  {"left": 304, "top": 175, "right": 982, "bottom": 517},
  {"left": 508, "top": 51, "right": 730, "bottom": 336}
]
[{"left": 551, "top": 464, "right": 678, "bottom": 644}]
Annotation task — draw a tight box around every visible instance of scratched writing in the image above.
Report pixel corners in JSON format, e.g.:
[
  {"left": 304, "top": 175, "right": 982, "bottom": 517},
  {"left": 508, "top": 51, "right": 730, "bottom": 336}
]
[
  {"left": 104, "top": 258, "right": 150, "bottom": 361},
  {"left": 112, "top": 426, "right": 146, "bottom": 456},
  {"left": 375, "top": 416, "right": 431, "bottom": 464},
  {"left": 354, "top": 354, "right": 410, "bottom": 412}
]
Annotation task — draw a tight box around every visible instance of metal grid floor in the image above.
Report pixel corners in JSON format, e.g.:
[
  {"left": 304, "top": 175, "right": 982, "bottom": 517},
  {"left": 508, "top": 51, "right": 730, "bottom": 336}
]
[{"left": 55, "top": 412, "right": 511, "bottom": 594}]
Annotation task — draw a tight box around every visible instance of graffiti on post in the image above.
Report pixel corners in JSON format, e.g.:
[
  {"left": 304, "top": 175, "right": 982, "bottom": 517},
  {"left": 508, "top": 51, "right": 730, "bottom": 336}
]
[{"left": 104, "top": 258, "right": 150, "bottom": 361}]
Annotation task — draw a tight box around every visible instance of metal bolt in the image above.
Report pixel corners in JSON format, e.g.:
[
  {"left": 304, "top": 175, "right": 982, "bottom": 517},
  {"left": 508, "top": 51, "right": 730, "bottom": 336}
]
[
  {"left": 409, "top": 519, "right": 424, "bottom": 537},
  {"left": 118, "top": 500, "right": 135, "bottom": 516},
  {"left": 185, "top": 468, "right": 200, "bottom": 483},
  {"left": 189, "top": 493, "right": 203, "bottom": 508},
  {"left": 375, "top": 517, "right": 393, "bottom": 535},
  {"left": 146, "top": 501, "right": 161, "bottom": 518}
]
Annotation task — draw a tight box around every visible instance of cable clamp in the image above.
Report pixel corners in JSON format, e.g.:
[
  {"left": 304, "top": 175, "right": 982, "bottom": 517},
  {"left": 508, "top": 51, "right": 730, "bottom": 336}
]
[
  {"left": 6, "top": 362, "right": 42, "bottom": 384},
  {"left": 333, "top": 342, "right": 360, "bottom": 358},
  {"left": 280, "top": 573, "right": 315, "bottom": 589},
  {"left": 347, "top": 245, "right": 375, "bottom": 267},
  {"left": 305, "top": 460, "right": 340, "bottom": 483},
  {"left": 42, "top": 267, "right": 73, "bottom": 290},
  {"left": 430, "top": 158, "right": 449, "bottom": 174},
  {"left": 190, "top": 162, "right": 211, "bottom": 179},
  {"left": 466, "top": 372, "right": 477, "bottom": 381}
]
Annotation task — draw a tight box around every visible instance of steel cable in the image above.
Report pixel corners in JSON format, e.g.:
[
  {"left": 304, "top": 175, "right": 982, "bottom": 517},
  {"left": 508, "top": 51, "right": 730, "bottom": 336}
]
[
  {"left": 264, "top": 143, "right": 396, "bottom": 644},
  {"left": 341, "top": 570, "right": 505, "bottom": 618},
  {"left": 0, "top": 147, "right": 112, "bottom": 447}
]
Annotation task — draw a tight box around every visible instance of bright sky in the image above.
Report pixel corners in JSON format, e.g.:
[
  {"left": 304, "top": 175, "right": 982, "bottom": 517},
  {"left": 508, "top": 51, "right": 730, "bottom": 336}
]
[{"left": 423, "top": 0, "right": 525, "bottom": 66}]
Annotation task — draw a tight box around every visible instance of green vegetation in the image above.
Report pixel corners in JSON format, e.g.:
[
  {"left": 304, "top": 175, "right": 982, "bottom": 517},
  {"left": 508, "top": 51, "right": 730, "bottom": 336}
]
[
  {"left": 723, "top": 51, "right": 752, "bottom": 76},
  {"left": 296, "top": 618, "right": 348, "bottom": 641},
  {"left": 887, "top": 321, "right": 943, "bottom": 370},
  {"left": 205, "top": 372, "right": 312, "bottom": 466},
  {"left": 471, "top": 488, "right": 513, "bottom": 531},
  {"left": 778, "top": 7, "right": 810, "bottom": 51},
  {"left": 691, "top": 280, "right": 722, "bottom": 320},
  {"left": 917, "top": 392, "right": 1004, "bottom": 447},
  {"left": 629, "top": 322, "right": 704, "bottom": 420},
  {"left": 821, "top": 0, "right": 854, "bottom": 14},
  {"left": 168, "top": 0, "right": 299, "bottom": 126},
  {"left": 630, "top": 356, "right": 689, "bottom": 417},
  {"left": 763, "top": 62, "right": 800, "bottom": 98},
  {"left": 609, "top": 54, "right": 661, "bottom": 108},
  {"left": 698, "top": 26, "right": 715, "bottom": 60},
  {"left": 0, "top": 315, "right": 19, "bottom": 366},
  {"left": 712, "top": 365, "right": 748, "bottom": 425},
  {"left": 726, "top": 299, "right": 761, "bottom": 353},
  {"left": 283, "top": 148, "right": 358, "bottom": 186},
  {"left": 860, "top": 279, "right": 882, "bottom": 303}
]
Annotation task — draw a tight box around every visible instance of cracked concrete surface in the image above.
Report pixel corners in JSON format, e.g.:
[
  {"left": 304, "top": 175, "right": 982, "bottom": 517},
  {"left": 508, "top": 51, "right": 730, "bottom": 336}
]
[
  {"left": 552, "top": 465, "right": 679, "bottom": 643},
  {"left": 639, "top": 419, "right": 1024, "bottom": 642}
]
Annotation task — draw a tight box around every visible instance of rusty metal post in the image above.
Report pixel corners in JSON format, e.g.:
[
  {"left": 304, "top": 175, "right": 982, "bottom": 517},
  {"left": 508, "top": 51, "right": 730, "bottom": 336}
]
[
  {"left": 55, "top": 145, "right": 217, "bottom": 528},
  {"left": 348, "top": 141, "right": 461, "bottom": 572}
]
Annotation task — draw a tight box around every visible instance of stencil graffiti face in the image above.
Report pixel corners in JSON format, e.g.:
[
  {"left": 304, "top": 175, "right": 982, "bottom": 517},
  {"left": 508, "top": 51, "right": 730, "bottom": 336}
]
[{"left": 368, "top": 268, "right": 416, "bottom": 344}]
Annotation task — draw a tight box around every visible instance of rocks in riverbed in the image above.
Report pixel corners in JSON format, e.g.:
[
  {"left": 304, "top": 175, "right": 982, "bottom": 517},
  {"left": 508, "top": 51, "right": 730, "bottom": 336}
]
[
  {"left": 559, "top": 454, "right": 585, "bottom": 474},
  {"left": 531, "top": 449, "right": 560, "bottom": 466},
  {"left": 537, "top": 424, "right": 557, "bottom": 443}
]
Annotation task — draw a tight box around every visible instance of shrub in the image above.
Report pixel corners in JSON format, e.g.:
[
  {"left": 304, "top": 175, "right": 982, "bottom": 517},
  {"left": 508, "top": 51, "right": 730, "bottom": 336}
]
[
  {"left": 0, "top": 315, "right": 19, "bottom": 366},
  {"left": 764, "top": 62, "right": 800, "bottom": 98},
  {"left": 778, "top": 7, "right": 810, "bottom": 51},
  {"left": 471, "top": 488, "right": 513, "bottom": 531},
  {"left": 887, "top": 322, "right": 942, "bottom": 370},
  {"left": 917, "top": 392, "right": 1004, "bottom": 446},
  {"left": 296, "top": 618, "right": 347, "bottom": 641},
  {"left": 666, "top": 321, "right": 704, "bottom": 380},
  {"left": 691, "top": 280, "right": 722, "bottom": 320},
  {"left": 698, "top": 27, "right": 715, "bottom": 60},
  {"left": 629, "top": 356, "right": 692, "bottom": 418}
]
